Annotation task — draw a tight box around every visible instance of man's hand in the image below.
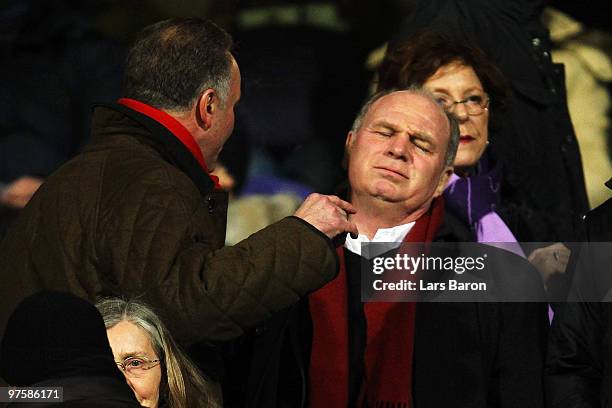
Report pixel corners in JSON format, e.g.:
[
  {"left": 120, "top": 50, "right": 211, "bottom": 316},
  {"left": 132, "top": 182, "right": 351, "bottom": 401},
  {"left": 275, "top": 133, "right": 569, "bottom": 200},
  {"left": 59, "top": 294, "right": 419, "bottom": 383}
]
[
  {"left": 294, "top": 194, "right": 359, "bottom": 239},
  {"left": 211, "top": 163, "right": 236, "bottom": 192},
  {"left": 0, "top": 176, "right": 44, "bottom": 209},
  {"left": 528, "top": 242, "right": 570, "bottom": 288}
]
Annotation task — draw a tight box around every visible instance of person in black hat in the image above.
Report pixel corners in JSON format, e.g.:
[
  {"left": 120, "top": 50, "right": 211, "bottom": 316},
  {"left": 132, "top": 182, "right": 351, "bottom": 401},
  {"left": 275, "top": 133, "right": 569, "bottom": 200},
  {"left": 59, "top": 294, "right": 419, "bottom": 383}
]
[{"left": 0, "top": 290, "right": 140, "bottom": 407}]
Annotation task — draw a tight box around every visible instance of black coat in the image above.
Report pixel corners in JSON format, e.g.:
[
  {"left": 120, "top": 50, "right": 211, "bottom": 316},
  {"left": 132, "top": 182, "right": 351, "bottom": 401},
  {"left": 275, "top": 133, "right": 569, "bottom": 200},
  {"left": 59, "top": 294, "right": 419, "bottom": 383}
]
[
  {"left": 546, "top": 302, "right": 612, "bottom": 408},
  {"left": 228, "top": 211, "right": 549, "bottom": 408},
  {"left": 545, "top": 181, "right": 612, "bottom": 407},
  {"left": 6, "top": 376, "right": 141, "bottom": 407},
  {"left": 392, "top": 0, "right": 589, "bottom": 242}
]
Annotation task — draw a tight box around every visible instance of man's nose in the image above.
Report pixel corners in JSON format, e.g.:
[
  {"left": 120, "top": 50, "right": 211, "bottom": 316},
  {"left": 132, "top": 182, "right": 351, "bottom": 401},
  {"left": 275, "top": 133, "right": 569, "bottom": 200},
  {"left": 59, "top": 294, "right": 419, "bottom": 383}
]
[{"left": 387, "top": 136, "right": 411, "bottom": 161}]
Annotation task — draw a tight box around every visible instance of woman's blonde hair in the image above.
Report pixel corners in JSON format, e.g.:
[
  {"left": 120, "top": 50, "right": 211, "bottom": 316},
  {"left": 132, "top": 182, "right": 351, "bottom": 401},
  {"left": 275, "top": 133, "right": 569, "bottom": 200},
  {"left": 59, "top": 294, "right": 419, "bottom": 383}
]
[{"left": 96, "top": 298, "right": 220, "bottom": 407}]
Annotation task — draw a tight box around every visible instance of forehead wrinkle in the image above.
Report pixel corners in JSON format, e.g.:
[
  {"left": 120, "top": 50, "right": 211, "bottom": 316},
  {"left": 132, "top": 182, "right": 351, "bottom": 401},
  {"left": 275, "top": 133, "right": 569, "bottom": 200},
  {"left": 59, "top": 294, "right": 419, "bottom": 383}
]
[
  {"left": 369, "top": 119, "right": 399, "bottom": 130},
  {"left": 412, "top": 100, "right": 449, "bottom": 139},
  {"left": 404, "top": 112, "right": 441, "bottom": 142},
  {"left": 370, "top": 109, "right": 439, "bottom": 142},
  {"left": 366, "top": 92, "right": 448, "bottom": 140}
]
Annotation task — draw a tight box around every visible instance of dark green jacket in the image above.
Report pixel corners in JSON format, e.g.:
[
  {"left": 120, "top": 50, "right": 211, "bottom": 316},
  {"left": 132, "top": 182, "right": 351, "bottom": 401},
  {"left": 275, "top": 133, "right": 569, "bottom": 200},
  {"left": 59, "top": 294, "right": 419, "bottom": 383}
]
[{"left": 0, "top": 103, "right": 338, "bottom": 345}]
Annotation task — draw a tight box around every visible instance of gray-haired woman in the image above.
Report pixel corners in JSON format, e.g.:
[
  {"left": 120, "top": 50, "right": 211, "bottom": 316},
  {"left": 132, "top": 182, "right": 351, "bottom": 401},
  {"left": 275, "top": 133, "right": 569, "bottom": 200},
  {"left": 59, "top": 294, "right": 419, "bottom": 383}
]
[{"left": 96, "top": 298, "right": 220, "bottom": 407}]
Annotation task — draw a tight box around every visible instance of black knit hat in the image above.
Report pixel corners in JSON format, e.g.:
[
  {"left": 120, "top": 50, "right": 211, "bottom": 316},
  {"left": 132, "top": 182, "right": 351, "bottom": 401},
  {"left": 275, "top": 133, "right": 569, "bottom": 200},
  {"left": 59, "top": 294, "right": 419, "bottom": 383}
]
[{"left": 0, "top": 291, "right": 123, "bottom": 385}]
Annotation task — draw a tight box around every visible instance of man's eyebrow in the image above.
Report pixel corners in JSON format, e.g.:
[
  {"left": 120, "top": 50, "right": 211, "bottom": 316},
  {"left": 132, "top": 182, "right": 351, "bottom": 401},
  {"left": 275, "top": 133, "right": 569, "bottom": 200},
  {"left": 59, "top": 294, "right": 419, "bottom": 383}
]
[{"left": 408, "top": 127, "right": 435, "bottom": 144}]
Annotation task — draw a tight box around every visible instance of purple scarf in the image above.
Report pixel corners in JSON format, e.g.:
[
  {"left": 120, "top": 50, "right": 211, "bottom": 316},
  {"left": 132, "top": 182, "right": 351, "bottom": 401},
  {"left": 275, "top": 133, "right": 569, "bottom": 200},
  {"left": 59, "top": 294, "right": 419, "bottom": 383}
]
[
  {"left": 443, "top": 160, "right": 556, "bottom": 321},
  {"left": 443, "top": 164, "right": 524, "bottom": 257}
]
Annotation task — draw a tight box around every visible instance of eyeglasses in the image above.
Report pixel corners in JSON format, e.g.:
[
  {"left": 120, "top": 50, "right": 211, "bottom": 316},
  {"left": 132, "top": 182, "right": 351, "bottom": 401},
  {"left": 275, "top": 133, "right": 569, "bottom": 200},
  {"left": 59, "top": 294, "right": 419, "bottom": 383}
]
[
  {"left": 115, "top": 356, "right": 161, "bottom": 377},
  {"left": 434, "top": 93, "right": 490, "bottom": 116}
]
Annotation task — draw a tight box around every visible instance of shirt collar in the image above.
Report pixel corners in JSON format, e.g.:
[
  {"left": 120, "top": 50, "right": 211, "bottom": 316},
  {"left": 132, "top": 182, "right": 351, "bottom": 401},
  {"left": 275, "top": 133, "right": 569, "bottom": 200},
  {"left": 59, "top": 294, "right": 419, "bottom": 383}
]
[{"left": 345, "top": 222, "right": 415, "bottom": 257}]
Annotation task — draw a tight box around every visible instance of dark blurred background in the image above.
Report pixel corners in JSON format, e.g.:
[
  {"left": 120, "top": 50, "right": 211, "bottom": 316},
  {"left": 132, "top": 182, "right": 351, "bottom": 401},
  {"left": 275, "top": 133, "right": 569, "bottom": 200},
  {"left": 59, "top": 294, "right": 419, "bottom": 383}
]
[{"left": 0, "top": 0, "right": 610, "bottom": 236}]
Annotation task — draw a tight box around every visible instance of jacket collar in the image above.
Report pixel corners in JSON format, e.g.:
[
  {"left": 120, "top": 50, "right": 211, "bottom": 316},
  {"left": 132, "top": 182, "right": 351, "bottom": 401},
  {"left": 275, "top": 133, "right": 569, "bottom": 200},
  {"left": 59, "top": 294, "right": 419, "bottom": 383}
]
[
  {"left": 94, "top": 102, "right": 217, "bottom": 197},
  {"left": 118, "top": 99, "right": 208, "bottom": 170}
]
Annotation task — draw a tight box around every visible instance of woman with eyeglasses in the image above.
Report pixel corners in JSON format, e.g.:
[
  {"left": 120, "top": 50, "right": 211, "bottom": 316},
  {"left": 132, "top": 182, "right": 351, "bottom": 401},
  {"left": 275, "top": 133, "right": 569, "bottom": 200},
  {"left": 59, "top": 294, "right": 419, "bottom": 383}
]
[
  {"left": 96, "top": 298, "right": 219, "bottom": 408},
  {"left": 377, "top": 31, "right": 573, "bottom": 290},
  {"left": 377, "top": 30, "right": 524, "bottom": 254}
]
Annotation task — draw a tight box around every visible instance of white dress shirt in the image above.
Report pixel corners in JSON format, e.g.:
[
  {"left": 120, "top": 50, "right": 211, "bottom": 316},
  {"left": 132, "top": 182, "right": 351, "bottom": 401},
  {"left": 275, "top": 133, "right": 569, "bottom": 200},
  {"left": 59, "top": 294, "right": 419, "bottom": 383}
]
[{"left": 344, "top": 222, "right": 415, "bottom": 258}]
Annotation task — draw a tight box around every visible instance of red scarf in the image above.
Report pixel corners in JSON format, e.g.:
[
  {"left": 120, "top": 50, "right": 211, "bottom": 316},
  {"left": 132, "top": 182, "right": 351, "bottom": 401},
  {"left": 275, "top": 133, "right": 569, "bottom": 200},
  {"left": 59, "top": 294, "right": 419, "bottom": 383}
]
[
  {"left": 118, "top": 98, "right": 221, "bottom": 189},
  {"left": 308, "top": 197, "right": 444, "bottom": 407}
]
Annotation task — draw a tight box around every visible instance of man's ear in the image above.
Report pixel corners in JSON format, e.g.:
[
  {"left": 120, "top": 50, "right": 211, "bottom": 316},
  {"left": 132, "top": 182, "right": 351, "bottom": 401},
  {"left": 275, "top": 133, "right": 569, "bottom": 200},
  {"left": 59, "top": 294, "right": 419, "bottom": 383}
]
[
  {"left": 345, "top": 131, "right": 354, "bottom": 149},
  {"left": 433, "top": 166, "right": 454, "bottom": 198},
  {"left": 196, "top": 89, "right": 217, "bottom": 131},
  {"left": 342, "top": 131, "right": 355, "bottom": 171}
]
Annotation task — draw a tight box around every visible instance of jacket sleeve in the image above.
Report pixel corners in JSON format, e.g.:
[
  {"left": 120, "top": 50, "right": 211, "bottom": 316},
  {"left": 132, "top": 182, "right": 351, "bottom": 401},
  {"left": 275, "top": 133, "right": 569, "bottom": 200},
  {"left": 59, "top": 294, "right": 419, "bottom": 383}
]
[
  {"left": 545, "top": 302, "right": 602, "bottom": 408},
  {"left": 98, "top": 179, "right": 338, "bottom": 344}
]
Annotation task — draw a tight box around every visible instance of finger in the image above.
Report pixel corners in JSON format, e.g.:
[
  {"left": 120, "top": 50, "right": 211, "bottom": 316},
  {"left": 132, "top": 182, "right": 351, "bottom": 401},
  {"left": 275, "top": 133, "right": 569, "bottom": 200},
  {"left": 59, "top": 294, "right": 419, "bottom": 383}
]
[
  {"left": 557, "top": 249, "right": 571, "bottom": 258},
  {"left": 555, "top": 250, "right": 570, "bottom": 261},
  {"left": 327, "top": 196, "right": 357, "bottom": 214},
  {"left": 556, "top": 243, "right": 570, "bottom": 252},
  {"left": 527, "top": 251, "right": 538, "bottom": 262},
  {"left": 342, "top": 220, "right": 359, "bottom": 238}
]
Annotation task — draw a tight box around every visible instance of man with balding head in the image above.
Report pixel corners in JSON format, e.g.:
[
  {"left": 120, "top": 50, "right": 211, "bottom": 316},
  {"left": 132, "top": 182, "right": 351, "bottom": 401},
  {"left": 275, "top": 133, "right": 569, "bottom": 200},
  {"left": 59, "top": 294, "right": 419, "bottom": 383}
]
[
  {"left": 343, "top": 88, "right": 456, "bottom": 239},
  {"left": 239, "top": 88, "right": 546, "bottom": 408}
]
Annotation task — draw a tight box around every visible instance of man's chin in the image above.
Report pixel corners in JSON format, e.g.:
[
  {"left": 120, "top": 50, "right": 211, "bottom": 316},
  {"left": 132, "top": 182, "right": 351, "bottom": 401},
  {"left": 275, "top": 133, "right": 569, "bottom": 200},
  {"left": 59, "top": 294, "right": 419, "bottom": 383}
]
[{"left": 371, "top": 182, "right": 403, "bottom": 203}]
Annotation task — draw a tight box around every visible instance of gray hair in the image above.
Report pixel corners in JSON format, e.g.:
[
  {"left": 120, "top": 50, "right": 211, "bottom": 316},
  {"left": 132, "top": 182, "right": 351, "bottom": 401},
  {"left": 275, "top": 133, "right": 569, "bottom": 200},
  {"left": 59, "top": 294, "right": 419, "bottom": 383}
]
[
  {"left": 96, "top": 298, "right": 220, "bottom": 408},
  {"left": 350, "top": 86, "right": 459, "bottom": 168}
]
